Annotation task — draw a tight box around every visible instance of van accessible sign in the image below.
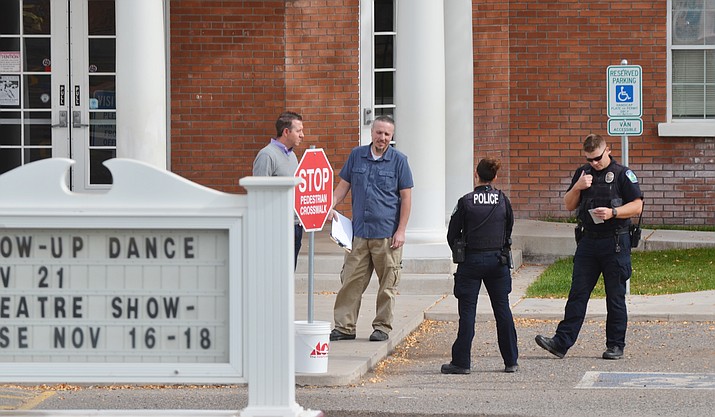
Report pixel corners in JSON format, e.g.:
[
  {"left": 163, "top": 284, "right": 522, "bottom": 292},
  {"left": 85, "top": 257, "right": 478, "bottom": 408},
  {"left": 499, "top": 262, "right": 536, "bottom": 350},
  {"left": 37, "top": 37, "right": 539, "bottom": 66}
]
[
  {"left": 607, "top": 65, "right": 642, "bottom": 118},
  {"left": 608, "top": 118, "right": 643, "bottom": 136}
]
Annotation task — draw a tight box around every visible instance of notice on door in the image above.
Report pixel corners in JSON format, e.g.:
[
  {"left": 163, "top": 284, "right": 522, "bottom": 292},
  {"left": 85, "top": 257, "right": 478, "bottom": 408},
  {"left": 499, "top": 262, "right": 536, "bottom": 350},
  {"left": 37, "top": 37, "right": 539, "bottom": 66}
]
[
  {"left": 0, "top": 228, "right": 230, "bottom": 363},
  {"left": 0, "top": 51, "right": 20, "bottom": 72},
  {"left": 0, "top": 75, "right": 20, "bottom": 106}
]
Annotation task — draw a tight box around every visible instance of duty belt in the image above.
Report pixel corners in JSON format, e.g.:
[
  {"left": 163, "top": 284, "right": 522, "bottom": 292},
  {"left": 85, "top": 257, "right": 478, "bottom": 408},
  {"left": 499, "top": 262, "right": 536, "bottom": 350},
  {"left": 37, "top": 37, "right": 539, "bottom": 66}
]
[{"left": 583, "top": 227, "right": 629, "bottom": 239}]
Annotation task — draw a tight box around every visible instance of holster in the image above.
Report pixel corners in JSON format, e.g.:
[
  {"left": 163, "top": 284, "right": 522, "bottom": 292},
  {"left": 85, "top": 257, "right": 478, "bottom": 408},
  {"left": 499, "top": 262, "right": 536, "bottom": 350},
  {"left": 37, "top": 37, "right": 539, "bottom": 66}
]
[
  {"left": 629, "top": 224, "right": 641, "bottom": 248},
  {"left": 451, "top": 238, "right": 466, "bottom": 263},
  {"left": 574, "top": 224, "right": 584, "bottom": 244}
]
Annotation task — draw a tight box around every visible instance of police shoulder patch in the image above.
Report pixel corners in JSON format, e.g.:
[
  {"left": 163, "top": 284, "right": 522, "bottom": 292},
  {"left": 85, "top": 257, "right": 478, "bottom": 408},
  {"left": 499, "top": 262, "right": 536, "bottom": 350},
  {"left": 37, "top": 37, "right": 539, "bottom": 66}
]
[{"left": 625, "top": 170, "right": 638, "bottom": 183}]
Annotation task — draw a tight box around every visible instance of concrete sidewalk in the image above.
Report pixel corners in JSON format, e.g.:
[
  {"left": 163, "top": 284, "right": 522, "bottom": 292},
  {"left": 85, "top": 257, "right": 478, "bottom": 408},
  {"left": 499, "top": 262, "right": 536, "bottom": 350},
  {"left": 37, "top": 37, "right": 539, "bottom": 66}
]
[{"left": 294, "top": 220, "right": 715, "bottom": 386}]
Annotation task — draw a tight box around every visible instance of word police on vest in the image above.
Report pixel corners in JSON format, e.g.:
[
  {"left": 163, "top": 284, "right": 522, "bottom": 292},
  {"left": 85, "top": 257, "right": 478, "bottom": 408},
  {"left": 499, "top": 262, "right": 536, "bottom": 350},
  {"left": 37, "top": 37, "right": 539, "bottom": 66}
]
[{"left": 474, "top": 193, "right": 499, "bottom": 205}]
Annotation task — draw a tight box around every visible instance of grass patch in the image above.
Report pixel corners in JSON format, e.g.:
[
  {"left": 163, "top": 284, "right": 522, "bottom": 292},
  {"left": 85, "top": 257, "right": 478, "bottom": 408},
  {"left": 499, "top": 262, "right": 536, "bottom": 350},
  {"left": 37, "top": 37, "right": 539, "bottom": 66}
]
[{"left": 525, "top": 247, "right": 715, "bottom": 298}]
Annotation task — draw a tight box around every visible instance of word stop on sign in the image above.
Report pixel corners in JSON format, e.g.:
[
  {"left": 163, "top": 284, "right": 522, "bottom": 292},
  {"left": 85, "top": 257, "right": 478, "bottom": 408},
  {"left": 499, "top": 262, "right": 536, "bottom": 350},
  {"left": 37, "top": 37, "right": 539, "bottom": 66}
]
[{"left": 297, "top": 168, "right": 331, "bottom": 193}]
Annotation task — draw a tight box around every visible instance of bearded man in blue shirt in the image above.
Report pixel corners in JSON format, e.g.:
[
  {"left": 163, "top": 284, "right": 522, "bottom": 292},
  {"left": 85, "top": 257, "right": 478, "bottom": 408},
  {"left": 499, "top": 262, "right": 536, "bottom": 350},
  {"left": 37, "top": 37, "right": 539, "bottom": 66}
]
[{"left": 328, "top": 115, "right": 414, "bottom": 342}]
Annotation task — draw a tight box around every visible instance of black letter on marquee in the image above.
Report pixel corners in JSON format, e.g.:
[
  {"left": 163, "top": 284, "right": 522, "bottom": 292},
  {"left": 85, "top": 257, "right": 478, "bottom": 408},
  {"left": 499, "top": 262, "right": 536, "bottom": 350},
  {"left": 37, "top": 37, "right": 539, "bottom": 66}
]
[
  {"left": 127, "top": 237, "right": 140, "bottom": 258},
  {"left": 50, "top": 237, "right": 63, "bottom": 258},
  {"left": 0, "top": 327, "right": 9, "bottom": 348},
  {"left": 72, "top": 237, "right": 84, "bottom": 258},
  {"left": 16, "top": 236, "right": 32, "bottom": 257},
  {"left": 109, "top": 237, "right": 120, "bottom": 258},
  {"left": 18, "top": 327, "right": 28, "bottom": 348},
  {"left": 1, "top": 266, "right": 9, "bottom": 288},
  {"left": 111, "top": 297, "right": 122, "bottom": 318},
  {"left": 184, "top": 237, "right": 195, "bottom": 259},
  {"left": 54, "top": 327, "right": 65, "bottom": 348}
]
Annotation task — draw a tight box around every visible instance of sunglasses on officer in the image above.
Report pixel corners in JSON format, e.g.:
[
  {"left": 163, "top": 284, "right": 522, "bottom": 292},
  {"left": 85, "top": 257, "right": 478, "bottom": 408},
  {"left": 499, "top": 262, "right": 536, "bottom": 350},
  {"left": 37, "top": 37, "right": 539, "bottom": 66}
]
[{"left": 585, "top": 147, "right": 608, "bottom": 163}]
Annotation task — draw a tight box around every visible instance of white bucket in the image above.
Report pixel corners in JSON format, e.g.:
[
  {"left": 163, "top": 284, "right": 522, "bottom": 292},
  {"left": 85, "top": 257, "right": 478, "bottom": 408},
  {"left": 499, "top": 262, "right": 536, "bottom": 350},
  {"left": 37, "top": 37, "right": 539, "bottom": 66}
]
[{"left": 294, "top": 320, "right": 331, "bottom": 374}]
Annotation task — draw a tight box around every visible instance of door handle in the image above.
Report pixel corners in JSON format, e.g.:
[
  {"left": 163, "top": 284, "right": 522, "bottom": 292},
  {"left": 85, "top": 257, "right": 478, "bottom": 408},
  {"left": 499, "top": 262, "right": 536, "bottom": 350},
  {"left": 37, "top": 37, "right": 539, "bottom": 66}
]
[
  {"left": 72, "top": 111, "right": 90, "bottom": 128},
  {"left": 51, "top": 110, "right": 68, "bottom": 128},
  {"left": 363, "top": 108, "right": 373, "bottom": 125}
]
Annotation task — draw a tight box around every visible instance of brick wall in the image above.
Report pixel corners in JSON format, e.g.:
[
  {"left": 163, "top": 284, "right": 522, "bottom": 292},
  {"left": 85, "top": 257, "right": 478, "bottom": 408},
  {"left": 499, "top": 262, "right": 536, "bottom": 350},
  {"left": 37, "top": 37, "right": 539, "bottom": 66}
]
[
  {"left": 285, "top": 0, "right": 360, "bottom": 214},
  {"left": 473, "top": 0, "right": 512, "bottom": 196},
  {"left": 503, "top": 0, "right": 714, "bottom": 225},
  {"left": 170, "top": 0, "right": 358, "bottom": 201},
  {"left": 170, "top": 1, "right": 290, "bottom": 193},
  {"left": 169, "top": 1, "right": 713, "bottom": 225}
]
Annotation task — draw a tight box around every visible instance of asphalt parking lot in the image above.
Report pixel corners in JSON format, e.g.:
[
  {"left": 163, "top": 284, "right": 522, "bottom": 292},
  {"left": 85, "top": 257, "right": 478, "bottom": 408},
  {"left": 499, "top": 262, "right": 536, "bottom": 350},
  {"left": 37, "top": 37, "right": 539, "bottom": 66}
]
[{"left": 3, "top": 318, "right": 713, "bottom": 417}]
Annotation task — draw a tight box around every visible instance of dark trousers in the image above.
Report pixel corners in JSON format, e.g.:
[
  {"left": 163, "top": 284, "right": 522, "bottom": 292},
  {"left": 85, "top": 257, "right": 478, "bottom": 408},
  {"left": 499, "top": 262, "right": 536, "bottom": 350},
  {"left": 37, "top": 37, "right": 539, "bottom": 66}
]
[
  {"left": 294, "top": 224, "right": 303, "bottom": 270},
  {"left": 553, "top": 232, "right": 632, "bottom": 352},
  {"left": 450, "top": 251, "right": 518, "bottom": 369}
]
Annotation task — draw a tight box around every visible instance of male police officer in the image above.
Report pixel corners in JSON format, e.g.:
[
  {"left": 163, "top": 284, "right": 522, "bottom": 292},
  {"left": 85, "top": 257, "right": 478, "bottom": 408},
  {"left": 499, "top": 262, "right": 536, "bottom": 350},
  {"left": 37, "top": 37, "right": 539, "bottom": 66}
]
[{"left": 535, "top": 134, "right": 643, "bottom": 360}]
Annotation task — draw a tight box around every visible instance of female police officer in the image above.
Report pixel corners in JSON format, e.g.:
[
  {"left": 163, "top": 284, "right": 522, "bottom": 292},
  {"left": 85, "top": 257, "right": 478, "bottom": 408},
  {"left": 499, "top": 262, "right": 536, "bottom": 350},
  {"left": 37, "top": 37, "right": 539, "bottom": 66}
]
[{"left": 441, "top": 157, "right": 519, "bottom": 374}]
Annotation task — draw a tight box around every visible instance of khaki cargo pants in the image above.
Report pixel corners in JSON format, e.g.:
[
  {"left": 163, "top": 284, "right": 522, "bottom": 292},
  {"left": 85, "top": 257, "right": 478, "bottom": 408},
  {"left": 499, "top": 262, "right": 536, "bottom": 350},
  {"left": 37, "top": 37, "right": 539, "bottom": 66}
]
[{"left": 333, "top": 237, "right": 403, "bottom": 335}]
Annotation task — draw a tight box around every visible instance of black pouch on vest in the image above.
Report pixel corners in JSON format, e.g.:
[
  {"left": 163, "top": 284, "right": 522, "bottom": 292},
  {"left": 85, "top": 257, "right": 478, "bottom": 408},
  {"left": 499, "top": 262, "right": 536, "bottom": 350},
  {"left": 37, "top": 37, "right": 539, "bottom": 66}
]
[
  {"left": 629, "top": 201, "right": 644, "bottom": 248},
  {"left": 574, "top": 224, "right": 584, "bottom": 244},
  {"left": 452, "top": 238, "right": 466, "bottom": 263},
  {"left": 629, "top": 224, "right": 641, "bottom": 248}
]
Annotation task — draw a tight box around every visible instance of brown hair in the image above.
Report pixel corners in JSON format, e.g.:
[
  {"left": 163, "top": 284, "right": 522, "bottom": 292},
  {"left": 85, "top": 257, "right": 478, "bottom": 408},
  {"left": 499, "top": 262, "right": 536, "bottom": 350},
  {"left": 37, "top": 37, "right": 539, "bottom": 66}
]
[
  {"left": 476, "top": 157, "right": 501, "bottom": 182},
  {"left": 582, "top": 133, "right": 605, "bottom": 153},
  {"left": 275, "top": 111, "right": 302, "bottom": 138}
]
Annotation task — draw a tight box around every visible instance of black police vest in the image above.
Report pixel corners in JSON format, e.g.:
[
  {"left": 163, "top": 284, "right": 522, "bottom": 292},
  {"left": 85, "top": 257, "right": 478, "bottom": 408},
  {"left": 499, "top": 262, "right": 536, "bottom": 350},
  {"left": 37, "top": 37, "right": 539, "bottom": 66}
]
[
  {"left": 577, "top": 162, "right": 629, "bottom": 230},
  {"left": 462, "top": 188, "right": 507, "bottom": 251}
]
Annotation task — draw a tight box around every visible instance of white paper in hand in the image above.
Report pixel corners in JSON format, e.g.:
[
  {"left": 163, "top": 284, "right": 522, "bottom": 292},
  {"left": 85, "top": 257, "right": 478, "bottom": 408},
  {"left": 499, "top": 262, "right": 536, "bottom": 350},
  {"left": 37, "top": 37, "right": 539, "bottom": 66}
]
[
  {"left": 588, "top": 209, "right": 604, "bottom": 224},
  {"left": 330, "top": 211, "right": 353, "bottom": 252}
]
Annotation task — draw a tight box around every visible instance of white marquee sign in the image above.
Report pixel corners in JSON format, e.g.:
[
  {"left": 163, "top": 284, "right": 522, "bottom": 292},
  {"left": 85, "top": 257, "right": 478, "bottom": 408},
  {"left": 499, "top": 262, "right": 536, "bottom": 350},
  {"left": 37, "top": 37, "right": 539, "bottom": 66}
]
[{"left": 0, "top": 158, "right": 245, "bottom": 383}]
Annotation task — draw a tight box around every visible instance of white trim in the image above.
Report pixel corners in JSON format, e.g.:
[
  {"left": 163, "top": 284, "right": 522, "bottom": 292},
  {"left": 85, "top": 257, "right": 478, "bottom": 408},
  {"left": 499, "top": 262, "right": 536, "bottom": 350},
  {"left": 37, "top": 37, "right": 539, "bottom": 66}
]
[
  {"left": 657, "top": 122, "right": 715, "bottom": 137},
  {"left": 664, "top": 0, "right": 714, "bottom": 129},
  {"left": 359, "top": 0, "right": 373, "bottom": 145}
]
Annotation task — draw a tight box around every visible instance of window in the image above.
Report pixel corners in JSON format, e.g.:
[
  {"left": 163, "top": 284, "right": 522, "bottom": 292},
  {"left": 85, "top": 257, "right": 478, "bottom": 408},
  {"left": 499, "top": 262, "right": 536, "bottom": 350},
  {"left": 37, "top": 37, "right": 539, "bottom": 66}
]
[
  {"left": 661, "top": 0, "right": 715, "bottom": 136},
  {"left": 360, "top": 0, "right": 397, "bottom": 145}
]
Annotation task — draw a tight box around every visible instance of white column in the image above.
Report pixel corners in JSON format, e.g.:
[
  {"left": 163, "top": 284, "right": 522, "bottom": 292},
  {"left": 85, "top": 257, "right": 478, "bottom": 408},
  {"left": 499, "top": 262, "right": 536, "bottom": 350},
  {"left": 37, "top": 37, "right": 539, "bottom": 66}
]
[
  {"left": 396, "top": 0, "right": 450, "bottom": 259},
  {"left": 240, "top": 176, "right": 314, "bottom": 417},
  {"left": 115, "top": 0, "right": 167, "bottom": 169},
  {"left": 444, "top": 0, "right": 475, "bottom": 220}
]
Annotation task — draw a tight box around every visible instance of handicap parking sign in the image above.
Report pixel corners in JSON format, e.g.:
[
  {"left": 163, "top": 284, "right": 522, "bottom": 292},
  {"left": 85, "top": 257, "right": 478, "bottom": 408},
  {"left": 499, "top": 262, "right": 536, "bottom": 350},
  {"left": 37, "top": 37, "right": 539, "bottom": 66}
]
[
  {"left": 607, "top": 65, "right": 642, "bottom": 117},
  {"left": 615, "top": 85, "right": 634, "bottom": 103}
]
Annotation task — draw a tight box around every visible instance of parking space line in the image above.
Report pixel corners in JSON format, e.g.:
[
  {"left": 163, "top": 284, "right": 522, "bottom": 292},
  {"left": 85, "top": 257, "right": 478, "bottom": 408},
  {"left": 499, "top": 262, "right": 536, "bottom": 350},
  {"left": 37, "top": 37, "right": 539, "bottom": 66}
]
[
  {"left": 17, "top": 391, "right": 57, "bottom": 410},
  {"left": 577, "top": 372, "right": 715, "bottom": 389}
]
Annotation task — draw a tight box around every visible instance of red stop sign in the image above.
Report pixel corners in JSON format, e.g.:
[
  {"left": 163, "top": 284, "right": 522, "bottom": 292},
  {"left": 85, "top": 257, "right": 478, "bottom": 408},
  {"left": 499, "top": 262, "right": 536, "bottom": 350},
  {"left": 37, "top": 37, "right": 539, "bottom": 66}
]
[{"left": 294, "top": 148, "right": 333, "bottom": 232}]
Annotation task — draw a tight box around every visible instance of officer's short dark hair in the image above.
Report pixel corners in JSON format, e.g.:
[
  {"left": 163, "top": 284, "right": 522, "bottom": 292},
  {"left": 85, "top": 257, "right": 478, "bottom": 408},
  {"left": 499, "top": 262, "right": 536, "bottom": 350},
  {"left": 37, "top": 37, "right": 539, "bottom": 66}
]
[
  {"left": 583, "top": 133, "right": 605, "bottom": 153},
  {"left": 276, "top": 111, "right": 302, "bottom": 138},
  {"left": 476, "top": 157, "right": 501, "bottom": 182}
]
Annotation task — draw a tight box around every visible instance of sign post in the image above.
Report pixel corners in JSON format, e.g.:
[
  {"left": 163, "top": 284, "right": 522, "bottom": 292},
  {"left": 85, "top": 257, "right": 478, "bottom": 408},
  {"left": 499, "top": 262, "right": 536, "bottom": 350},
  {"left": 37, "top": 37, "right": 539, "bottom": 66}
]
[
  {"left": 607, "top": 60, "right": 643, "bottom": 294},
  {"left": 294, "top": 147, "right": 333, "bottom": 322}
]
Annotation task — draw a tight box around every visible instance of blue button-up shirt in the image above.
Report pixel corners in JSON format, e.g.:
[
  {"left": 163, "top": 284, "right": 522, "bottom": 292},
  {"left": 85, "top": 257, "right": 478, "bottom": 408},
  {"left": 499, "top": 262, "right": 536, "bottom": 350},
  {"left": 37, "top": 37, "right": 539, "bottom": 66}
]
[{"left": 340, "top": 145, "right": 414, "bottom": 238}]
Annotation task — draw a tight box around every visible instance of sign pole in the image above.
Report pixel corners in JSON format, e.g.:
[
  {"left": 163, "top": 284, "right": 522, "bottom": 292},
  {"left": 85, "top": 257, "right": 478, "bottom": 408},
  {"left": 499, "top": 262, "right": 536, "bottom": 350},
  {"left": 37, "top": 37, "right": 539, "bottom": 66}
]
[
  {"left": 620, "top": 60, "right": 631, "bottom": 295},
  {"left": 308, "top": 228, "right": 315, "bottom": 323},
  {"left": 307, "top": 144, "right": 317, "bottom": 323}
]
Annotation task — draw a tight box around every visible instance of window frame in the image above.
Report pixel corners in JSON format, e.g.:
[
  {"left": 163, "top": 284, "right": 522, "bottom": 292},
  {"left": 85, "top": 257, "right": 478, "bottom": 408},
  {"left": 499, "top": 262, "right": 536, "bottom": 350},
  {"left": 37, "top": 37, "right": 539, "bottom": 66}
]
[{"left": 659, "top": 0, "right": 715, "bottom": 137}]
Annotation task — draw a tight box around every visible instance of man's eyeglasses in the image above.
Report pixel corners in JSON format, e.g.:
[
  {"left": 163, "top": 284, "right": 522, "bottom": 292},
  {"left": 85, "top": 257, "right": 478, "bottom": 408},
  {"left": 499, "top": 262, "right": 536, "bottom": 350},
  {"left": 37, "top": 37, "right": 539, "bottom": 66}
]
[{"left": 586, "top": 147, "right": 607, "bottom": 162}]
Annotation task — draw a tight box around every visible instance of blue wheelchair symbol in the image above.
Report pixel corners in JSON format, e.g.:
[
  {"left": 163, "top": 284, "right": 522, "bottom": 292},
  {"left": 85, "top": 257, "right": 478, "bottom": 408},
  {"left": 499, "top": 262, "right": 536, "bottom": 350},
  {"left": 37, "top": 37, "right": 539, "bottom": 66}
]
[{"left": 615, "top": 85, "right": 633, "bottom": 103}]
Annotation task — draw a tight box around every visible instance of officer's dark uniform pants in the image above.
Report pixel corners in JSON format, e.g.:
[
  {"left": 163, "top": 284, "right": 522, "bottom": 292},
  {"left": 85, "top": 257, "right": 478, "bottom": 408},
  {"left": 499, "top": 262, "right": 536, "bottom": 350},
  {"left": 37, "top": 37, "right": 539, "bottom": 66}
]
[
  {"left": 450, "top": 251, "right": 518, "bottom": 369},
  {"left": 553, "top": 233, "right": 632, "bottom": 353}
]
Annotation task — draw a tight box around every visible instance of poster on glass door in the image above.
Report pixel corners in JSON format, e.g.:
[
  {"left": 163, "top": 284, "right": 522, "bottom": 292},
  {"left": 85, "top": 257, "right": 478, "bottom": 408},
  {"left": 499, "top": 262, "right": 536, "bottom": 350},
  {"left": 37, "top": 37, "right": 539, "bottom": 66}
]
[
  {"left": 0, "top": 51, "right": 21, "bottom": 72},
  {"left": 0, "top": 75, "right": 20, "bottom": 106}
]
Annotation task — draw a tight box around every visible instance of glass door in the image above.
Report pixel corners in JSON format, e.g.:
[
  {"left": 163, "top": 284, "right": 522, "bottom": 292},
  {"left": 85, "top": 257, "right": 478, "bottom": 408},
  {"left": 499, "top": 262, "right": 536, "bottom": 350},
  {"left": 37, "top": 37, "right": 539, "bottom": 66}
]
[
  {"left": 0, "top": 0, "right": 116, "bottom": 192},
  {"left": 359, "top": 0, "right": 396, "bottom": 146}
]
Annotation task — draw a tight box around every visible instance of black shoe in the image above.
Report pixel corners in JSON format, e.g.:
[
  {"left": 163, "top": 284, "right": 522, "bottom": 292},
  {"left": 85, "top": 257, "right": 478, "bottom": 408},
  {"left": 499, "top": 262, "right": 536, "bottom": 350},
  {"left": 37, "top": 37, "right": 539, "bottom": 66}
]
[
  {"left": 441, "top": 363, "right": 471, "bottom": 374},
  {"left": 329, "top": 329, "right": 355, "bottom": 341},
  {"left": 535, "top": 335, "right": 565, "bottom": 359},
  {"left": 369, "top": 329, "right": 389, "bottom": 342},
  {"left": 602, "top": 346, "right": 623, "bottom": 360},
  {"left": 504, "top": 364, "right": 519, "bottom": 373}
]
